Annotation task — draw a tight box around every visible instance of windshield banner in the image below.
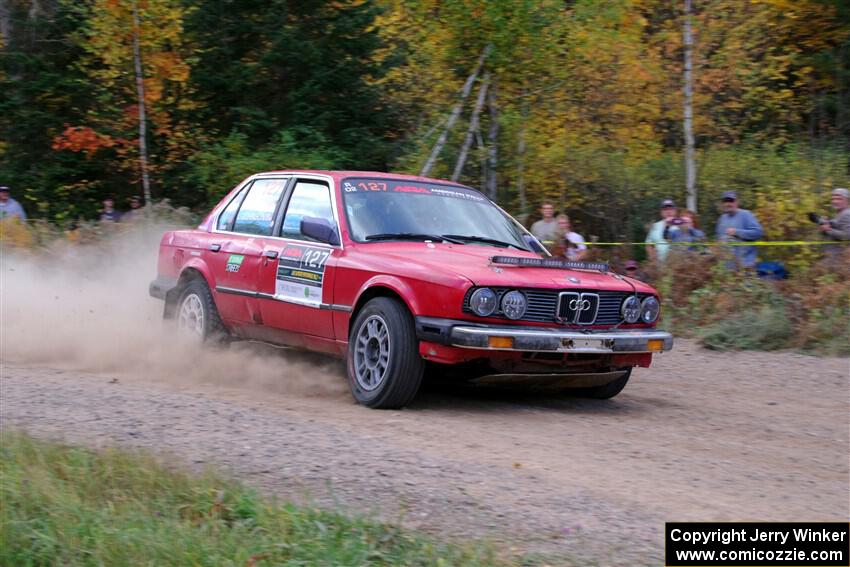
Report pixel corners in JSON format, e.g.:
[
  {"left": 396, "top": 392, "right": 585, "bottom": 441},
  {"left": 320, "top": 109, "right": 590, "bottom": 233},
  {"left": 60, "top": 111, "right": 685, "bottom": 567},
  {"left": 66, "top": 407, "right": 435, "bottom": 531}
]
[
  {"left": 342, "top": 178, "right": 486, "bottom": 202},
  {"left": 490, "top": 255, "right": 609, "bottom": 272}
]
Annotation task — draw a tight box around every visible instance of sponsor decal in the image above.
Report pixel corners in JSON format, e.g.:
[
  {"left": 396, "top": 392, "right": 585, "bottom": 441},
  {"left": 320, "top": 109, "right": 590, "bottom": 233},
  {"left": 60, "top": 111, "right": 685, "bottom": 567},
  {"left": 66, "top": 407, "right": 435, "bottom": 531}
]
[
  {"left": 225, "top": 254, "right": 245, "bottom": 273},
  {"left": 275, "top": 244, "right": 330, "bottom": 307},
  {"left": 342, "top": 178, "right": 485, "bottom": 201}
]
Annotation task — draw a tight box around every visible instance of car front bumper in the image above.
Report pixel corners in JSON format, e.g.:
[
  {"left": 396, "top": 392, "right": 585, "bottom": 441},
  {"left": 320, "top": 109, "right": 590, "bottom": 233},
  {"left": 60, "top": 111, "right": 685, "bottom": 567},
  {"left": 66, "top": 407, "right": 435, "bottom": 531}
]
[{"left": 416, "top": 317, "right": 673, "bottom": 354}]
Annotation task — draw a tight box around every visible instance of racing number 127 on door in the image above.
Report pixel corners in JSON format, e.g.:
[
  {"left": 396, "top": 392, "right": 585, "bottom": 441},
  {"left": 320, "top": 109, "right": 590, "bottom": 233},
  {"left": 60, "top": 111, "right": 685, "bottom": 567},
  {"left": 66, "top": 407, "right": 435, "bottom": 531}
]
[{"left": 275, "top": 244, "right": 330, "bottom": 307}]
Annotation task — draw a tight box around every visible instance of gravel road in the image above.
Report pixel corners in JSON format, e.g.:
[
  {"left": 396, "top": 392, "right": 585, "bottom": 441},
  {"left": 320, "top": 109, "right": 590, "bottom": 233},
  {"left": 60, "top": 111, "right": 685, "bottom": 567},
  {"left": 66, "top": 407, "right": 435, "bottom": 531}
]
[{"left": 2, "top": 339, "right": 848, "bottom": 565}]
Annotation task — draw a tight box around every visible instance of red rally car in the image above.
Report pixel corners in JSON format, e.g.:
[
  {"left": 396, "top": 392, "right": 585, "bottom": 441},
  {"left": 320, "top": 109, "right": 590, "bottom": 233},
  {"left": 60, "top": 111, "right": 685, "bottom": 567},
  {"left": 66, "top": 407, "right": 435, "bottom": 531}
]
[{"left": 150, "top": 171, "right": 673, "bottom": 408}]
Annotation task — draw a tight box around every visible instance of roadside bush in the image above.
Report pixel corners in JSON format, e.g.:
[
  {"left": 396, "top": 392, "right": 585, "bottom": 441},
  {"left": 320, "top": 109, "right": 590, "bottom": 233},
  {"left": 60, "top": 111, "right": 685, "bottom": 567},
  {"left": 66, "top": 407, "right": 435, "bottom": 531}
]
[
  {"left": 697, "top": 304, "right": 793, "bottom": 351},
  {"left": 0, "top": 200, "right": 195, "bottom": 253},
  {"left": 660, "top": 252, "right": 849, "bottom": 355}
]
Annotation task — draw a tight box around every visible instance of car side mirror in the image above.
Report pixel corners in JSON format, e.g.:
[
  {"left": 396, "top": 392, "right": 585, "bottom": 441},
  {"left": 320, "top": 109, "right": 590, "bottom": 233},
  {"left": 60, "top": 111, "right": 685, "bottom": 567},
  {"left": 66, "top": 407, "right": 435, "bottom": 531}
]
[
  {"left": 523, "top": 234, "right": 548, "bottom": 256},
  {"left": 301, "top": 216, "right": 340, "bottom": 246}
]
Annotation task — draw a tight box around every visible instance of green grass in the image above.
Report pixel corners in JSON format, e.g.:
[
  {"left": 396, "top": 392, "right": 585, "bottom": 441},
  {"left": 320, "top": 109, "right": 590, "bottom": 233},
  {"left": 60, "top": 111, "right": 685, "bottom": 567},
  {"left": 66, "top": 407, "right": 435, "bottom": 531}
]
[{"left": 0, "top": 431, "right": 512, "bottom": 567}]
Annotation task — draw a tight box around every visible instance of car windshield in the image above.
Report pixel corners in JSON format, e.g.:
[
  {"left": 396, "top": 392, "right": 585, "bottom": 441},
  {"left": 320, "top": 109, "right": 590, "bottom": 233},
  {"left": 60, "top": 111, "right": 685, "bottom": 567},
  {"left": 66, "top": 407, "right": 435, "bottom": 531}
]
[{"left": 341, "top": 178, "right": 531, "bottom": 250}]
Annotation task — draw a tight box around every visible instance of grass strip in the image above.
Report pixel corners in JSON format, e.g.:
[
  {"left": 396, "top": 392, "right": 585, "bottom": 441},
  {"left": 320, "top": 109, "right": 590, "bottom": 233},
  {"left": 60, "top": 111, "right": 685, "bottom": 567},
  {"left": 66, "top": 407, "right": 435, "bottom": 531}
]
[{"left": 0, "top": 430, "right": 511, "bottom": 566}]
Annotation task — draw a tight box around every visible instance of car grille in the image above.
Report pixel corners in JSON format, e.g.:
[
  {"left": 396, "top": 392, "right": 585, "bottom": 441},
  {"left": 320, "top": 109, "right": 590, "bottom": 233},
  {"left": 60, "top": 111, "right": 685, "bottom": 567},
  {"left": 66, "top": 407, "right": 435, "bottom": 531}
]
[{"left": 463, "top": 288, "right": 651, "bottom": 326}]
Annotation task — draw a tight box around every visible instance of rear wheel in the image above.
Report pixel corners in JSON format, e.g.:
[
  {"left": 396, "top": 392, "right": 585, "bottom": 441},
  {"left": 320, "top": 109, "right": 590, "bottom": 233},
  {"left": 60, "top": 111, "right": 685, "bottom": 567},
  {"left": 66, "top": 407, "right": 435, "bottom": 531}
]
[
  {"left": 578, "top": 369, "right": 632, "bottom": 399},
  {"left": 175, "top": 279, "right": 227, "bottom": 344},
  {"left": 347, "top": 297, "right": 424, "bottom": 409}
]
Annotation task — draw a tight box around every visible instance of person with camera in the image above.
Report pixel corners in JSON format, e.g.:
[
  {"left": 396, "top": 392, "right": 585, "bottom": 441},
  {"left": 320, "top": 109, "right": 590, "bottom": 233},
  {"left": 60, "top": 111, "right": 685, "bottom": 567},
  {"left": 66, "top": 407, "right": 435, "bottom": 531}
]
[
  {"left": 645, "top": 198, "right": 677, "bottom": 264},
  {"left": 555, "top": 213, "right": 588, "bottom": 261},
  {"left": 817, "top": 188, "right": 850, "bottom": 240},
  {"left": 812, "top": 188, "right": 850, "bottom": 263},
  {"left": 664, "top": 209, "right": 705, "bottom": 250}
]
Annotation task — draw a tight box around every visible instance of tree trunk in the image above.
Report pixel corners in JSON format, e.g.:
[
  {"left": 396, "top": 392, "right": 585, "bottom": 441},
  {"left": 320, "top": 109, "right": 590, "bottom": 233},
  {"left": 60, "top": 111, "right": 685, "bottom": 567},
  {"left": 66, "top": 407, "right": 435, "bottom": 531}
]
[
  {"left": 420, "top": 44, "right": 492, "bottom": 177},
  {"left": 132, "top": 0, "right": 152, "bottom": 211},
  {"left": 486, "top": 82, "right": 499, "bottom": 201},
  {"left": 0, "top": 0, "right": 11, "bottom": 48},
  {"left": 516, "top": 97, "right": 529, "bottom": 217},
  {"left": 683, "top": 0, "right": 697, "bottom": 212},
  {"left": 451, "top": 73, "right": 489, "bottom": 182}
]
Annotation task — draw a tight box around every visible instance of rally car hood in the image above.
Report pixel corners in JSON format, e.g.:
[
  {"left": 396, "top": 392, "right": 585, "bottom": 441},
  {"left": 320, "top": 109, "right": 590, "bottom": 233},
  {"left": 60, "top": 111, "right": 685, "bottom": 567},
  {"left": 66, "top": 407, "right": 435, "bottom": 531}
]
[{"left": 353, "top": 242, "right": 655, "bottom": 294}]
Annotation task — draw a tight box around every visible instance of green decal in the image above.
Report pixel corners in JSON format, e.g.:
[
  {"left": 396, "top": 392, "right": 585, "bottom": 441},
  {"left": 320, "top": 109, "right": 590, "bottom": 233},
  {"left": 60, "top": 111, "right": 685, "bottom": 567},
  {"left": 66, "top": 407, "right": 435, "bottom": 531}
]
[
  {"left": 304, "top": 287, "right": 310, "bottom": 297},
  {"left": 225, "top": 254, "right": 245, "bottom": 273}
]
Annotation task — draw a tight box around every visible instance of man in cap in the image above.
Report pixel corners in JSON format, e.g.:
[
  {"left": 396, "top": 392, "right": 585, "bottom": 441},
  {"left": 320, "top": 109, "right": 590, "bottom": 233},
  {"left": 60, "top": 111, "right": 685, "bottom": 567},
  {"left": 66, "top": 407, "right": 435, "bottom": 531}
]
[
  {"left": 0, "top": 186, "right": 27, "bottom": 221},
  {"left": 715, "top": 190, "right": 764, "bottom": 269},
  {"left": 819, "top": 188, "right": 850, "bottom": 241},
  {"left": 819, "top": 188, "right": 850, "bottom": 263},
  {"left": 645, "top": 198, "right": 677, "bottom": 263},
  {"left": 623, "top": 259, "right": 650, "bottom": 283}
]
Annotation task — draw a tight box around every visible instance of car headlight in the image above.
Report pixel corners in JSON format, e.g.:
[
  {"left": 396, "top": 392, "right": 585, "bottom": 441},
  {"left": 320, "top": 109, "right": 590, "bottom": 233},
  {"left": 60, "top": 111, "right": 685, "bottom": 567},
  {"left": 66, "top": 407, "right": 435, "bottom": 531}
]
[
  {"left": 500, "top": 290, "right": 527, "bottom": 320},
  {"left": 469, "top": 288, "right": 497, "bottom": 317},
  {"left": 621, "top": 296, "right": 641, "bottom": 323},
  {"left": 641, "top": 296, "right": 660, "bottom": 324}
]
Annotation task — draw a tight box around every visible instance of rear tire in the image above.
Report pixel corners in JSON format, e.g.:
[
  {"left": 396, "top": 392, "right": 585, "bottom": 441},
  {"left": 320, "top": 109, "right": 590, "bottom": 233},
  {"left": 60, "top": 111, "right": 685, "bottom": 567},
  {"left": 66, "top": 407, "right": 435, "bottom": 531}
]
[
  {"left": 175, "top": 279, "right": 227, "bottom": 344},
  {"left": 347, "top": 297, "right": 424, "bottom": 409},
  {"left": 578, "top": 369, "right": 632, "bottom": 399}
]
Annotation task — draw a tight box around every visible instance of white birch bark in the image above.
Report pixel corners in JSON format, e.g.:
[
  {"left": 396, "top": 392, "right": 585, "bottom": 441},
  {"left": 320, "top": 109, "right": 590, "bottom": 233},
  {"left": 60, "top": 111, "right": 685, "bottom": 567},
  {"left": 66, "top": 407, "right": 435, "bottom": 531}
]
[
  {"left": 132, "top": 0, "right": 152, "bottom": 210},
  {"left": 420, "top": 44, "right": 492, "bottom": 177},
  {"left": 683, "top": 0, "right": 697, "bottom": 212},
  {"left": 451, "top": 73, "right": 489, "bottom": 182}
]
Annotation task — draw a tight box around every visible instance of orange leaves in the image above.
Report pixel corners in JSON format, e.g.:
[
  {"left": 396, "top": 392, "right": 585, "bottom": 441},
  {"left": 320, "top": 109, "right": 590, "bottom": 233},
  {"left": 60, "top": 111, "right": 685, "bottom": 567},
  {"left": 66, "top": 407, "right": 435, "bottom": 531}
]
[{"left": 51, "top": 126, "right": 116, "bottom": 158}]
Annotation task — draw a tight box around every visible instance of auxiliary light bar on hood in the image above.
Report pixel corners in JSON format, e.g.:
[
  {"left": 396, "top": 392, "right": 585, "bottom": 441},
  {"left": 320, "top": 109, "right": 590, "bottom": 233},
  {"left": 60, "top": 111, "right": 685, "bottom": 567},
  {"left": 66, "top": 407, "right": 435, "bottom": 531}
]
[{"left": 489, "top": 255, "right": 609, "bottom": 272}]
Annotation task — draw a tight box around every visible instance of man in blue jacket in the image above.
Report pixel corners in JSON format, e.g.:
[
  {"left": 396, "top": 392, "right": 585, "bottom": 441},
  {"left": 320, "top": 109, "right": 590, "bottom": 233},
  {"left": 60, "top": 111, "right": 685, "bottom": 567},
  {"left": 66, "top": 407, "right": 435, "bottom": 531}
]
[{"left": 715, "top": 190, "right": 764, "bottom": 269}]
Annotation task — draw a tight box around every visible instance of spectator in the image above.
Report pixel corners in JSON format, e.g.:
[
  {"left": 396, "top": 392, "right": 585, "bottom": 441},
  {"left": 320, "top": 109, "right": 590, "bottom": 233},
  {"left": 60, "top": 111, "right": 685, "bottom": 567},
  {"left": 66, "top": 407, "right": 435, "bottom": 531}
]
[
  {"left": 555, "top": 214, "right": 588, "bottom": 261},
  {"left": 530, "top": 201, "right": 559, "bottom": 246},
  {"left": 623, "top": 259, "right": 650, "bottom": 283},
  {"left": 100, "top": 198, "right": 121, "bottom": 222},
  {"left": 820, "top": 187, "right": 850, "bottom": 263},
  {"left": 0, "top": 185, "right": 27, "bottom": 221},
  {"left": 645, "top": 198, "right": 676, "bottom": 264},
  {"left": 715, "top": 190, "right": 764, "bottom": 269},
  {"left": 122, "top": 195, "right": 144, "bottom": 222},
  {"left": 665, "top": 209, "right": 705, "bottom": 250}
]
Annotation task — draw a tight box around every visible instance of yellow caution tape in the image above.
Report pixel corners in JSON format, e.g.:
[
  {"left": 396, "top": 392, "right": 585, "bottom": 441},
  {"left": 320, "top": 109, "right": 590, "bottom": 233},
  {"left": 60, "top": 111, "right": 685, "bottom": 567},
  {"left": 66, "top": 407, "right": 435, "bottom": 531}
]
[{"left": 585, "top": 241, "right": 849, "bottom": 247}]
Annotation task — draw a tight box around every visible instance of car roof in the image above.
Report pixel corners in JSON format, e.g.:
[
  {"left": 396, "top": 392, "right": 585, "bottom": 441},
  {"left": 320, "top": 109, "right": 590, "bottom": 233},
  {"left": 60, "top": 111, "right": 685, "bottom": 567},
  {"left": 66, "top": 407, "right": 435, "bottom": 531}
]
[{"left": 254, "top": 170, "right": 475, "bottom": 188}]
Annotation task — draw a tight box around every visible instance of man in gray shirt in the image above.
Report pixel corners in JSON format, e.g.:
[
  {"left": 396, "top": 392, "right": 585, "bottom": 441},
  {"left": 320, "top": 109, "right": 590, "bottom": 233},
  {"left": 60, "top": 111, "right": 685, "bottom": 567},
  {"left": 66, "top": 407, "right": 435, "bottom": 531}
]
[
  {"left": 819, "top": 187, "right": 850, "bottom": 262},
  {"left": 715, "top": 190, "right": 764, "bottom": 269},
  {"left": 530, "top": 201, "right": 559, "bottom": 245}
]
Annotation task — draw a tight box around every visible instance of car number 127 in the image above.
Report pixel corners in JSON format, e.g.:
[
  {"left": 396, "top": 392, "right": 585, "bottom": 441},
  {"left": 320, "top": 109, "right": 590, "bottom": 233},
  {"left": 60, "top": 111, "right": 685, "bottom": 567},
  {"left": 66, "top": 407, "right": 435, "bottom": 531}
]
[{"left": 303, "top": 249, "right": 330, "bottom": 270}]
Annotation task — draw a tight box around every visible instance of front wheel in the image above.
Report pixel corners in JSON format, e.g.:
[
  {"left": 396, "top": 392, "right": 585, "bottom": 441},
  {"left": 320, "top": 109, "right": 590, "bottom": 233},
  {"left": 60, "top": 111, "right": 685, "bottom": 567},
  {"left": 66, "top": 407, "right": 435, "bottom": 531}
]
[{"left": 347, "top": 297, "right": 424, "bottom": 409}]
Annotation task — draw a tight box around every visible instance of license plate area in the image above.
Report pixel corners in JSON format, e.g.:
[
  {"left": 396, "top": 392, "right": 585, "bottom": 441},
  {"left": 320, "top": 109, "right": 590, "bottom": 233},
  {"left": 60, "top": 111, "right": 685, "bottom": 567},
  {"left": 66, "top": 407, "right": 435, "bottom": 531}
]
[{"left": 559, "top": 337, "right": 607, "bottom": 351}]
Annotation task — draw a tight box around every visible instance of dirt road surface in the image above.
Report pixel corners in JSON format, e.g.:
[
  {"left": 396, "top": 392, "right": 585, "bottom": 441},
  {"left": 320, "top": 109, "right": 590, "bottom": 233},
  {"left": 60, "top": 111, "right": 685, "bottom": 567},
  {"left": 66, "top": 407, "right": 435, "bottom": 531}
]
[{"left": 2, "top": 339, "right": 848, "bottom": 565}]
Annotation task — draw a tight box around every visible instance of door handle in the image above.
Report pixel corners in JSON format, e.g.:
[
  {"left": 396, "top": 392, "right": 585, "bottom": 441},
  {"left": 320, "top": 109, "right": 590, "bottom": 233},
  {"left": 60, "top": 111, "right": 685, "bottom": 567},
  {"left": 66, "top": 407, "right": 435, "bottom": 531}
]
[
  {"left": 263, "top": 250, "right": 279, "bottom": 259},
  {"left": 209, "top": 243, "right": 221, "bottom": 252}
]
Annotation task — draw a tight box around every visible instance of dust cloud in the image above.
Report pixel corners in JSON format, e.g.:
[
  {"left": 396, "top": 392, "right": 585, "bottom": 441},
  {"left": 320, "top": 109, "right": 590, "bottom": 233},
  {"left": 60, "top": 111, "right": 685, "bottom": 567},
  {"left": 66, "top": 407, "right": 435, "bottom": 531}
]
[{"left": 0, "top": 222, "right": 347, "bottom": 398}]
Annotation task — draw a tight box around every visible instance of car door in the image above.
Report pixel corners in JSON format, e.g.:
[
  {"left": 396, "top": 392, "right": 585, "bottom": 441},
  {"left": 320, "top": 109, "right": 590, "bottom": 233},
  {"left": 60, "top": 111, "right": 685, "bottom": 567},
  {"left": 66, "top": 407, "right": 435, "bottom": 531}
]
[
  {"left": 207, "top": 177, "right": 289, "bottom": 326},
  {"left": 255, "top": 177, "right": 341, "bottom": 340}
]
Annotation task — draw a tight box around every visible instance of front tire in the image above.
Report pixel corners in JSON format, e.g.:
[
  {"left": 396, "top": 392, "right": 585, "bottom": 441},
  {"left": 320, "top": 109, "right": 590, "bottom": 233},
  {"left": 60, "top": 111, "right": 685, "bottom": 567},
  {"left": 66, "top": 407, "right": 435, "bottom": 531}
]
[
  {"left": 175, "top": 279, "right": 227, "bottom": 344},
  {"left": 347, "top": 297, "right": 424, "bottom": 409}
]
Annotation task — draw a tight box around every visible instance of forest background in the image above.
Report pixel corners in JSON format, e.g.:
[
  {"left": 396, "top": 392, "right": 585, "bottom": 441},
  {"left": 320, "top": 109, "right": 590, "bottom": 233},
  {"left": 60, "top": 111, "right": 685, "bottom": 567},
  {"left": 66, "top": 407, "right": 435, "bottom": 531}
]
[{"left": 1, "top": 0, "right": 848, "bottom": 352}]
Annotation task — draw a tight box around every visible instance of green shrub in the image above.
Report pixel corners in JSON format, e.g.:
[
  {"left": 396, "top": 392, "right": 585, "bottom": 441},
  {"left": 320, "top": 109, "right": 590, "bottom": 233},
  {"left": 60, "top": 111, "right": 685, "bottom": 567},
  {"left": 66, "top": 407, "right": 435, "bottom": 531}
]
[{"left": 697, "top": 304, "right": 794, "bottom": 351}]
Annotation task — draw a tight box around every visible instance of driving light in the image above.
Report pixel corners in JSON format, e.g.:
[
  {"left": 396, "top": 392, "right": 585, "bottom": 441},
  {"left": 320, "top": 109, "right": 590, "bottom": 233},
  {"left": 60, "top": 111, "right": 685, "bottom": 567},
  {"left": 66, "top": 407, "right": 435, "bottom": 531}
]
[
  {"left": 500, "top": 290, "right": 527, "bottom": 320},
  {"left": 621, "top": 296, "right": 641, "bottom": 323},
  {"left": 641, "top": 296, "right": 661, "bottom": 324},
  {"left": 469, "top": 288, "right": 497, "bottom": 317}
]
